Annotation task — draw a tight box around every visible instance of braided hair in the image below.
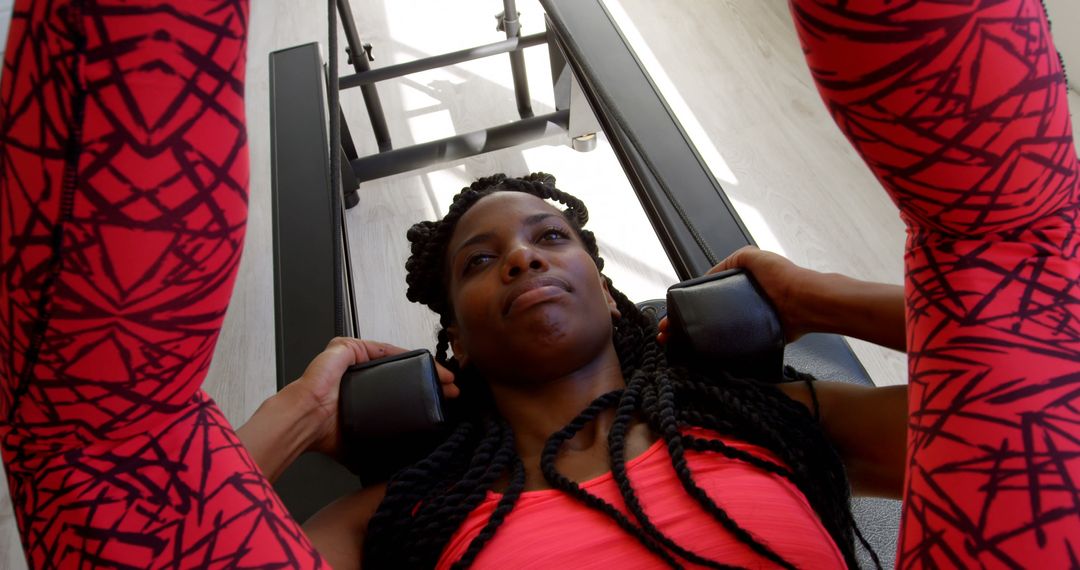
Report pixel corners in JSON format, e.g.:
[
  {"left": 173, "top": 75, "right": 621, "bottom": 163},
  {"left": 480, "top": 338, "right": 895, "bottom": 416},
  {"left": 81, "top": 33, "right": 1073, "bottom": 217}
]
[{"left": 364, "top": 173, "right": 877, "bottom": 569}]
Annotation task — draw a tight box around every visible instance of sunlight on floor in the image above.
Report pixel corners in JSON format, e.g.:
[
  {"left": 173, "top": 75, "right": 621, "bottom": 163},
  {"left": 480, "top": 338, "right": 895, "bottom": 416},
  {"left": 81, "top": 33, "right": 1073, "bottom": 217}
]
[
  {"left": 350, "top": 0, "right": 762, "bottom": 305},
  {"left": 348, "top": 0, "right": 686, "bottom": 305},
  {"left": 602, "top": 0, "right": 740, "bottom": 189}
]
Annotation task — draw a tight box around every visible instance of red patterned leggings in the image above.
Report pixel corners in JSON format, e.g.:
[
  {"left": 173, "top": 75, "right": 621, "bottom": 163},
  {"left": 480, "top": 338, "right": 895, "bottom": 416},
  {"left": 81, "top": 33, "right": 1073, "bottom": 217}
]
[
  {"left": 790, "top": 0, "right": 1079, "bottom": 567},
  {"left": 0, "top": 1, "right": 323, "bottom": 567},
  {"left": 1, "top": 0, "right": 1076, "bottom": 568}
]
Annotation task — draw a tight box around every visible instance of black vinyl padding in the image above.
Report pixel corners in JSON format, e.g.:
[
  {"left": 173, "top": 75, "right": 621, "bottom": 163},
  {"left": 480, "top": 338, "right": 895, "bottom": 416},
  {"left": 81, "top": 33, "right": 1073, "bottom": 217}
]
[
  {"left": 340, "top": 349, "right": 446, "bottom": 440},
  {"left": 665, "top": 270, "right": 785, "bottom": 382},
  {"left": 338, "top": 349, "right": 448, "bottom": 485}
]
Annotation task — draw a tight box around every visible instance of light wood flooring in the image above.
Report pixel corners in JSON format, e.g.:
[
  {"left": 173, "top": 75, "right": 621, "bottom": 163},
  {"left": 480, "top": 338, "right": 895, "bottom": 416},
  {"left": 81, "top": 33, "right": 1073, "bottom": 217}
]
[{"left": 1, "top": 1, "right": 1078, "bottom": 567}]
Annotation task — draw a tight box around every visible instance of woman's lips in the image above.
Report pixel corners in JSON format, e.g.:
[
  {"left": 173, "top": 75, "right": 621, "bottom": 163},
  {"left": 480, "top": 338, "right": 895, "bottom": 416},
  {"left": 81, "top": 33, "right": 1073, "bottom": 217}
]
[
  {"left": 505, "top": 285, "right": 567, "bottom": 316},
  {"left": 503, "top": 277, "right": 571, "bottom": 315}
]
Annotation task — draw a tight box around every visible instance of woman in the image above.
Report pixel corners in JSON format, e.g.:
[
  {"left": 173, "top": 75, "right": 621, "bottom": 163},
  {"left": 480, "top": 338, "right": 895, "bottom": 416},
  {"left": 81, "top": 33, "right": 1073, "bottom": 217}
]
[{"left": 279, "top": 173, "right": 909, "bottom": 569}]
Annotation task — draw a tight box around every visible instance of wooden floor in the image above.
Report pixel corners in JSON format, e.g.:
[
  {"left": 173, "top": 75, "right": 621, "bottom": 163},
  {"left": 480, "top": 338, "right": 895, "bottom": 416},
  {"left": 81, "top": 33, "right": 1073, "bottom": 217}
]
[{"left": 1, "top": 1, "right": 1078, "bottom": 567}]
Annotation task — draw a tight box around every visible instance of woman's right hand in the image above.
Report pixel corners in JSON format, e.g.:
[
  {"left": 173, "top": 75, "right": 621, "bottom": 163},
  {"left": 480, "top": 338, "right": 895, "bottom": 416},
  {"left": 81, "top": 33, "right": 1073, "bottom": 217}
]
[
  {"left": 658, "top": 246, "right": 822, "bottom": 344},
  {"left": 288, "top": 337, "right": 458, "bottom": 459},
  {"left": 707, "top": 246, "right": 823, "bottom": 342}
]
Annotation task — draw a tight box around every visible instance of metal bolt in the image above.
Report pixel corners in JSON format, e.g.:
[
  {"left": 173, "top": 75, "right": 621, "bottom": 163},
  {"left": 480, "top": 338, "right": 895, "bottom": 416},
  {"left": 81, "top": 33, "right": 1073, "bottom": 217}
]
[{"left": 572, "top": 133, "right": 597, "bottom": 153}]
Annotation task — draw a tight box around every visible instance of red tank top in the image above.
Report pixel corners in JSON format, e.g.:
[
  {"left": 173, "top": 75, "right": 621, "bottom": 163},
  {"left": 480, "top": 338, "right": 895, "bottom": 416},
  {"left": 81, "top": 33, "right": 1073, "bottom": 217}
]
[{"left": 436, "top": 427, "right": 846, "bottom": 569}]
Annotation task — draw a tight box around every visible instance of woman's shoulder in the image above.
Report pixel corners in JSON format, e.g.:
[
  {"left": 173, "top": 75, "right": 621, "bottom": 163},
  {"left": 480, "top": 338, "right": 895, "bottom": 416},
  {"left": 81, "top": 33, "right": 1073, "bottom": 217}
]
[{"left": 302, "top": 482, "right": 388, "bottom": 570}]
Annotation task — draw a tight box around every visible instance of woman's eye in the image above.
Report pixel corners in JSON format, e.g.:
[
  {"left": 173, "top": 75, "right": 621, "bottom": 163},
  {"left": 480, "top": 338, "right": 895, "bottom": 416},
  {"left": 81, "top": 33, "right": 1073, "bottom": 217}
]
[
  {"left": 464, "top": 254, "right": 493, "bottom": 272},
  {"left": 539, "top": 227, "right": 568, "bottom": 242}
]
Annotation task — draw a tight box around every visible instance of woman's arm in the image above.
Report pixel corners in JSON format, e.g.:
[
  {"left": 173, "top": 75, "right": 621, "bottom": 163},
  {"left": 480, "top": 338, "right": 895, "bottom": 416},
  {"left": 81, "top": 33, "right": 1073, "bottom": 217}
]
[
  {"left": 657, "top": 247, "right": 905, "bottom": 351},
  {"left": 237, "top": 337, "right": 459, "bottom": 483},
  {"left": 789, "top": 271, "right": 905, "bottom": 353},
  {"left": 701, "top": 246, "right": 906, "bottom": 352},
  {"left": 235, "top": 384, "right": 325, "bottom": 484},
  {"left": 712, "top": 248, "right": 909, "bottom": 496},
  {"left": 233, "top": 337, "right": 365, "bottom": 484},
  {"left": 779, "top": 382, "right": 907, "bottom": 499}
]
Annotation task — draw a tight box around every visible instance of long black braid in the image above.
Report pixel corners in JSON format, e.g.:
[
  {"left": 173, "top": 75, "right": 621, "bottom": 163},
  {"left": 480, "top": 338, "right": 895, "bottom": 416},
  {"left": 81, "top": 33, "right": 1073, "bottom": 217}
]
[{"left": 364, "top": 173, "right": 875, "bottom": 569}]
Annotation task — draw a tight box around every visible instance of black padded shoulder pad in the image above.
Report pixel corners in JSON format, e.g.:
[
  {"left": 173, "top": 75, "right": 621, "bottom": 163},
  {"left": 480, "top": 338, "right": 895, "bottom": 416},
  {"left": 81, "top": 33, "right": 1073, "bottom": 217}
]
[
  {"left": 338, "top": 349, "right": 446, "bottom": 484},
  {"left": 339, "top": 349, "right": 445, "bottom": 437},
  {"left": 664, "top": 269, "right": 785, "bottom": 381}
]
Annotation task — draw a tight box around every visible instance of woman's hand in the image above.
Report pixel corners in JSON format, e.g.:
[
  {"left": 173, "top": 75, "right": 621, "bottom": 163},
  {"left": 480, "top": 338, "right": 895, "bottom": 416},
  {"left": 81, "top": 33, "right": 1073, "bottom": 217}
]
[
  {"left": 657, "top": 246, "right": 905, "bottom": 352},
  {"left": 239, "top": 338, "right": 457, "bottom": 482},
  {"left": 705, "top": 246, "right": 821, "bottom": 342},
  {"left": 658, "top": 246, "right": 820, "bottom": 345},
  {"left": 287, "top": 337, "right": 459, "bottom": 459}
]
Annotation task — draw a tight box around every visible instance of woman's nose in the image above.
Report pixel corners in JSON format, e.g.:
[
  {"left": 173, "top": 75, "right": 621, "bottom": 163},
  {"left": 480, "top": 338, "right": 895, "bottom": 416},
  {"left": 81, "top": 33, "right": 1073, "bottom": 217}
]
[{"left": 503, "top": 245, "right": 547, "bottom": 281}]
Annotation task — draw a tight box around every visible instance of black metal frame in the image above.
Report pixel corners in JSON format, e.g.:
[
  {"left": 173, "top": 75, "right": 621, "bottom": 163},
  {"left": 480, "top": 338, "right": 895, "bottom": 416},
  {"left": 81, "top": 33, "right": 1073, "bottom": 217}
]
[
  {"left": 269, "top": 42, "right": 365, "bottom": 522},
  {"left": 333, "top": 0, "right": 557, "bottom": 203},
  {"left": 336, "top": 0, "right": 392, "bottom": 152},
  {"left": 350, "top": 109, "right": 569, "bottom": 184},
  {"left": 270, "top": 43, "right": 344, "bottom": 392}
]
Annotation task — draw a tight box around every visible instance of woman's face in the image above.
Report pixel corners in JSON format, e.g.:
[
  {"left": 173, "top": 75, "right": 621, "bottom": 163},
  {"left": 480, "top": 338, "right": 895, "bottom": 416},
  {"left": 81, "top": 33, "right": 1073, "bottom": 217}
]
[{"left": 445, "top": 192, "right": 620, "bottom": 384}]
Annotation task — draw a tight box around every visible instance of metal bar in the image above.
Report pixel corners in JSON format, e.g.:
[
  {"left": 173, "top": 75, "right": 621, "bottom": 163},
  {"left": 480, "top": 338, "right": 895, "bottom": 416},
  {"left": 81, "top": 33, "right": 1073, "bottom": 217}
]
[
  {"left": 501, "top": 0, "right": 534, "bottom": 118},
  {"left": 336, "top": 0, "right": 392, "bottom": 151},
  {"left": 268, "top": 43, "right": 336, "bottom": 389},
  {"left": 340, "top": 205, "right": 359, "bottom": 338},
  {"left": 269, "top": 41, "right": 364, "bottom": 524},
  {"left": 350, "top": 109, "right": 568, "bottom": 183},
  {"left": 339, "top": 106, "right": 359, "bottom": 161},
  {"left": 338, "top": 107, "right": 361, "bottom": 207},
  {"left": 335, "top": 0, "right": 365, "bottom": 73},
  {"left": 328, "top": 0, "right": 346, "bottom": 339},
  {"left": 340, "top": 146, "right": 360, "bottom": 209},
  {"left": 541, "top": 0, "right": 753, "bottom": 279},
  {"left": 340, "top": 32, "right": 548, "bottom": 89}
]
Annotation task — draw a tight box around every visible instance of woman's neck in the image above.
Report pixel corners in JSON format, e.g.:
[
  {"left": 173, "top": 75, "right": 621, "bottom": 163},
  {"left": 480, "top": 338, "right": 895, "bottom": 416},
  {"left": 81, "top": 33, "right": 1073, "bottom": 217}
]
[{"left": 488, "top": 345, "right": 626, "bottom": 460}]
